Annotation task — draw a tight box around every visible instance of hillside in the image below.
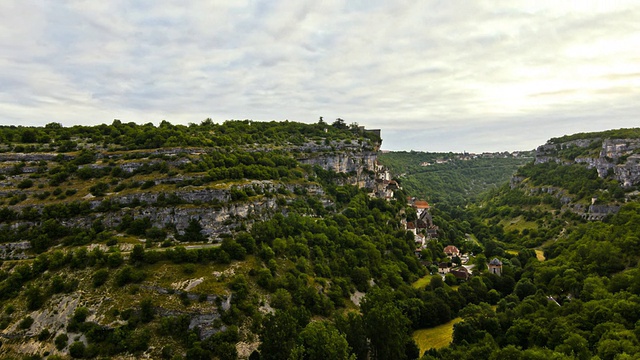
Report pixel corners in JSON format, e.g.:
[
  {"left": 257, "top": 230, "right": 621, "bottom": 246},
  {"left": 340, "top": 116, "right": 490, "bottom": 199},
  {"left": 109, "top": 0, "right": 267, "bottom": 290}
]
[
  {"left": 1, "top": 119, "right": 430, "bottom": 360},
  {"left": 3, "top": 123, "right": 640, "bottom": 360},
  {"left": 378, "top": 151, "right": 532, "bottom": 205},
  {"left": 413, "top": 129, "right": 640, "bottom": 359}
]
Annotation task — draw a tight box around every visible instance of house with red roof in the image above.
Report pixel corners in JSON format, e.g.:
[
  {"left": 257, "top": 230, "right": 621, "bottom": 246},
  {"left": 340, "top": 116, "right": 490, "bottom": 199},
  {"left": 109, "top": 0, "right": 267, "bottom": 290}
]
[{"left": 443, "top": 245, "right": 460, "bottom": 258}]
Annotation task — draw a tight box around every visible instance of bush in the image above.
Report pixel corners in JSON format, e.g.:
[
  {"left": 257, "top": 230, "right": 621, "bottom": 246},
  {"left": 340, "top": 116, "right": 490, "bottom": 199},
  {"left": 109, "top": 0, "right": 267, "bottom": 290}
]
[
  {"left": 54, "top": 333, "right": 68, "bottom": 350},
  {"left": 17, "top": 179, "right": 34, "bottom": 189},
  {"left": 25, "top": 286, "right": 46, "bottom": 310},
  {"left": 140, "top": 180, "right": 155, "bottom": 189},
  {"left": 140, "top": 298, "right": 155, "bottom": 323},
  {"left": 92, "top": 269, "right": 109, "bottom": 287},
  {"left": 107, "top": 252, "right": 124, "bottom": 268},
  {"left": 18, "top": 316, "right": 34, "bottom": 330},
  {"left": 145, "top": 227, "right": 167, "bottom": 242},
  {"left": 0, "top": 316, "right": 11, "bottom": 330},
  {"left": 72, "top": 307, "right": 89, "bottom": 323},
  {"left": 114, "top": 266, "right": 146, "bottom": 287},
  {"left": 89, "top": 182, "right": 109, "bottom": 197},
  {"left": 38, "top": 328, "right": 51, "bottom": 341},
  {"left": 69, "top": 341, "right": 86, "bottom": 358}
]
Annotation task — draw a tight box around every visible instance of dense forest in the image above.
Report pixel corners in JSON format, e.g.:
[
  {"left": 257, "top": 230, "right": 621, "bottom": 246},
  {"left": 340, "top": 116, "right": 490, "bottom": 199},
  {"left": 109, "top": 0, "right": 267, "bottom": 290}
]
[{"left": 378, "top": 151, "right": 531, "bottom": 205}]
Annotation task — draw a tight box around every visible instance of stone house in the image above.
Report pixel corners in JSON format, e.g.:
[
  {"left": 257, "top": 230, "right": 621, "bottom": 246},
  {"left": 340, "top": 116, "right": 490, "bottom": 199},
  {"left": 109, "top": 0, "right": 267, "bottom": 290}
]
[{"left": 489, "top": 258, "right": 503, "bottom": 276}]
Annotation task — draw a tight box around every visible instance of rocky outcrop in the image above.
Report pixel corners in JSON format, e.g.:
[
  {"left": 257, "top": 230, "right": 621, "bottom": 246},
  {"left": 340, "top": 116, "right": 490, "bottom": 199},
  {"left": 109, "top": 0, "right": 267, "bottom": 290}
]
[
  {"left": 298, "top": 150, "right": 377, "bottom": 173},
  {"left": 0, "top": 153, "right": 73, "bottom": 162},
  {"left": 614, "top": 154, "right": 640, "bottom": 187},
  {"left": 60, "top": 197, "right": 278, "bottom": 239},
  {"left": 535, "top": 138, "right": 640, "bottom": 187},
  {"left": 298, "top": 150, "right": 378, "bottom": 189},
  {"left": 0, "top": 241, "right": 30, "bottom": 260}
]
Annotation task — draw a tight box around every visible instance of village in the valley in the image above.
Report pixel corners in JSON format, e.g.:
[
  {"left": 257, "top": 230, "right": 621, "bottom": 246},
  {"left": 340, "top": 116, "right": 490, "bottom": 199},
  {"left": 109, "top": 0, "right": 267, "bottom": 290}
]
[{"left": 372, "top": 163, "right": 503, "bottom": 283}]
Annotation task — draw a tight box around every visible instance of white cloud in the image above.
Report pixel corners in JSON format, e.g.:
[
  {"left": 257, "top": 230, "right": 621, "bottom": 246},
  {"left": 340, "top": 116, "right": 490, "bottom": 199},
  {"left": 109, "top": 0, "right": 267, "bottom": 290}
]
[{"left": 0, "top": 0, "right": 639, "bottom": 151}]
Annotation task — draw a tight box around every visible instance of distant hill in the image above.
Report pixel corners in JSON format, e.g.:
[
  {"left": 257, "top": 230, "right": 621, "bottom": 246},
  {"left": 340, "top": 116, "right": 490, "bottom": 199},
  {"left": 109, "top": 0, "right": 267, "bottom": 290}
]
[
  {"left": 465, "top": 129, "right": 640, "bottom": 249},
  {"left": 378, "top": 151, "right": 532, "bottom": 205}
]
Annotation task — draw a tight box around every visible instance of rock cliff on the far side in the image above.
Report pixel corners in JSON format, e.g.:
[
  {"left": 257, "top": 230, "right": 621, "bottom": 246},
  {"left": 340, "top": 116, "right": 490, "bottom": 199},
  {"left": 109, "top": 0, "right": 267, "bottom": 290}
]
[{"left": 535, "top": 137, "right": 640, "bottom": 187}]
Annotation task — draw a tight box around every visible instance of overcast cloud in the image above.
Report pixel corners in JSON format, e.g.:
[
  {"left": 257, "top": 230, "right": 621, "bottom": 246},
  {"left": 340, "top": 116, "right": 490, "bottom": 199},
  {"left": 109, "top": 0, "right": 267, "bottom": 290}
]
[{"left": 1, "top": 1, "right": 639, "bottom": 152}]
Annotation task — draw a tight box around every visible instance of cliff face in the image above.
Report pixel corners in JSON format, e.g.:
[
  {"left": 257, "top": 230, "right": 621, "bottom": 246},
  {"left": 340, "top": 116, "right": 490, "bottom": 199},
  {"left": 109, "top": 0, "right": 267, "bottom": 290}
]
[
  {"left": 535, "top": 138, "right": 640, "bottom": 187},
  {"left": 295, "top": 137, "right": 380, "bottom": 188}
]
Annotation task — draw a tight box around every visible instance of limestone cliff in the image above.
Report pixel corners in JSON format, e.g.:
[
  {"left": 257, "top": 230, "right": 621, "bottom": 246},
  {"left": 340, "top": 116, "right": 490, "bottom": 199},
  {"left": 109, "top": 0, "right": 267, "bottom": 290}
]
[{"left": 535, "top": 137, "right": 640, "bottom": 187}]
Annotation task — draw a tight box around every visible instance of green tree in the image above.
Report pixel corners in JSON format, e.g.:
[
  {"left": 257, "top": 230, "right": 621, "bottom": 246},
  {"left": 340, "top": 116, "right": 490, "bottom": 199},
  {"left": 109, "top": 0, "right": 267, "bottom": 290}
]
[
  {"left": 17, "top": 179, "right": 34, "bottom": 189},
  {"left": 361, "top": 287, "right": 412, "bottom": 360},
  {"left": 258, "top": 308, "right": 309, "bottom": 360},
  {"left": 514, "top": 278, "right": 537, "bottom": 300},
  {"left": 180, "top": 218, "right": 206, "bottom": 242},
  {"left": 295, "top": 321, "right": 355, "bottom": 360},
  {"left": 474, "top": 254, "right": 487, "bottom": 272},
  {"left": 335, "top": 312, "right": 368, "bottom": 360}
]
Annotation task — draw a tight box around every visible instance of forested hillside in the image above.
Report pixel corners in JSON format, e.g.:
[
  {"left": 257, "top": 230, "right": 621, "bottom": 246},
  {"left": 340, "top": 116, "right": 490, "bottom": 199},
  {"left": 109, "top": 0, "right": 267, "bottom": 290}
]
[
  {"left": 405, "top": 129, "right": 640, "bottom": 359},
  {"left": 0, "top": 119, "right": 432, "bottom": 360},
  {"left": 3, "top": 122, "right": 640, "bottom": 360},
  {"left": 378, "top": 151, "right": 531, "bottom": 205}
]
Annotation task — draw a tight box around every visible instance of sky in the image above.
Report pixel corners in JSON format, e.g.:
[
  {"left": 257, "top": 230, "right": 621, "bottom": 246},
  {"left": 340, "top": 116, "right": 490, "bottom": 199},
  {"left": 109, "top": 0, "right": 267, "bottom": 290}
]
[{"left": 1, "top": 1, "right": 639, "bottom": 152}]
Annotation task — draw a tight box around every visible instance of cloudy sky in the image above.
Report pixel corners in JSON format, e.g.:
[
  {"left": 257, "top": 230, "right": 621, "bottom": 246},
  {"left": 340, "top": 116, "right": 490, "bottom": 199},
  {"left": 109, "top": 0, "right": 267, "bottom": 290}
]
[{"left": 1, "top": 1, "right": 639, "bottom": 152}]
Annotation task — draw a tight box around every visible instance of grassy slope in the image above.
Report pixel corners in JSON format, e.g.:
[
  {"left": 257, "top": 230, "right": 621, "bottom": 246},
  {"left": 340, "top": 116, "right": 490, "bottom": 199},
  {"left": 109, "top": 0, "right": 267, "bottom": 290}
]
[
  {"left": 411, "top": 274, "right": 439, "bottom": 290},
  {"left": 412, "top": 317, "right": 462, "bottom": 353}
]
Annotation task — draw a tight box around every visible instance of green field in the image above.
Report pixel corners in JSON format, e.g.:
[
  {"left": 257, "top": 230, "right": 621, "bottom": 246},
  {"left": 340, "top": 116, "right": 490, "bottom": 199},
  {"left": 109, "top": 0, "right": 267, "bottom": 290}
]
[
  {"left": 500, "top": 216, "right": 539, "bottom": 232},
  {"left": 412, "top": 274, "right": 439, "bottom": 289},
  {"left": 535, "top": 249, "right": 545, "bottom": 261},
  {"left": 412, "top": 317, "right": 462, "bottom": 354}
]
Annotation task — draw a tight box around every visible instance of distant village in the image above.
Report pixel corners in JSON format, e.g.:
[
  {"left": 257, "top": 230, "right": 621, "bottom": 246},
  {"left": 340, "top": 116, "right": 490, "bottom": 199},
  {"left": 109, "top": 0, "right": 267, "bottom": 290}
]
[
  {"left": 372, "top": 161, "right": 503, "bottom": 283},
  {"left": 416, "top": 151, "right": 531, "bottom": 167}
]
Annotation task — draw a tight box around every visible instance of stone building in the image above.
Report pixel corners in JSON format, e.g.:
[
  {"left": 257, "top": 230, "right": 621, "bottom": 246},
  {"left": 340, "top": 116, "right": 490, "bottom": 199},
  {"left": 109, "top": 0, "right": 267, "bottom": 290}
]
[{"left": 489, "top": 258, "right": 503, "bottom": 276}]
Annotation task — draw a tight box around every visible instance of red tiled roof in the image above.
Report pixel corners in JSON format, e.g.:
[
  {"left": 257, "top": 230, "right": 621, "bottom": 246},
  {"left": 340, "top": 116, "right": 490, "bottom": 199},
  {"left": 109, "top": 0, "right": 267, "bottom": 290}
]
[
  {"left": 444, "top": 245, "right": 459, "bottom": 254},
  {"left": 414, "top": 200, "right": 430, "bottom": 209}
]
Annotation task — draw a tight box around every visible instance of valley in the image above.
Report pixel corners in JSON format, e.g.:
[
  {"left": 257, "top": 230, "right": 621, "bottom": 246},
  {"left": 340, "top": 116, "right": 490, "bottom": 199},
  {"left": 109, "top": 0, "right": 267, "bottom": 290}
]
[{"left": 1, "top": 121, "right": 640, "bottom": 360}]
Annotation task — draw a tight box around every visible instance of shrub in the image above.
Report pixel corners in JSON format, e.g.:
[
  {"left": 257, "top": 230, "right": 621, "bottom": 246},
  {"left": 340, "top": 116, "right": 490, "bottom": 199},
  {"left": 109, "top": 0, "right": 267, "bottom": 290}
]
[
  {"left": 145, "top": 227, "right": 167, "bottom": 241},
  {"left": 25, "top": 286, "right": 46, "bottom": 310},
  {"left": 38, "top": 328, "right": 51, "bottom": 341},
  {"left": 114, "top": 266, "right": 146, "bottom": 287},
  {"left": 107, "top": 252, "right": 124, "bottom": 268},
  {"left": 69, "top": 341, "right": 86, "bottom": 358},
  {"left": 54, "top": 333, "right": 68, "bottom": 350},
  {"left": 18, "top": 316, "right": 34, "bottom": 330},
  {"left": 89, "top": 182, "right": 109, "bottom": 196},
  {"left": 72, "top": 307, "right": 89, "bottom": 323},
  {"left": 17, "top": 179, "right": 34, "bottom": 189},
  {"left": 92, "top": 269, "right": 109, "bottom": 287},
  {"left": 140, "top": 180, "right": 155, "bottom": 189}
]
